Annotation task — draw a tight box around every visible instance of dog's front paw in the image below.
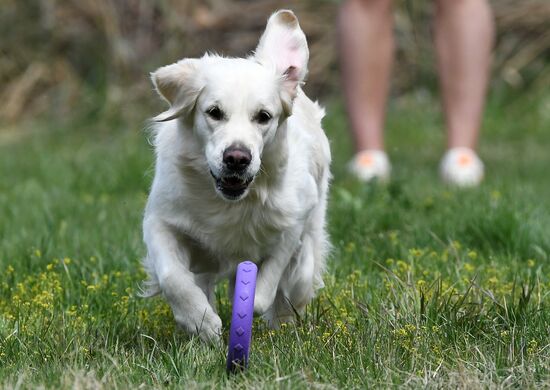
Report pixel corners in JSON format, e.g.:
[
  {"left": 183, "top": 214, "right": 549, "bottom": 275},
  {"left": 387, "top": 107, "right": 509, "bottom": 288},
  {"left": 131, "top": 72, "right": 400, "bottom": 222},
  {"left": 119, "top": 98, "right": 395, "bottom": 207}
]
[{"left": 175, "top": 308, "right": 222, "bottom": 344}]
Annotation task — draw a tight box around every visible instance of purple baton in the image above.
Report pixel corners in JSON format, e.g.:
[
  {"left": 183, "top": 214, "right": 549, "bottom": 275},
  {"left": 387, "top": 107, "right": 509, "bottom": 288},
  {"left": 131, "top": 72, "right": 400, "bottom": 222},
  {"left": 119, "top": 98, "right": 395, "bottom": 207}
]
[{"left": 226, "top": 261, "right": 258, "bottom": 372}]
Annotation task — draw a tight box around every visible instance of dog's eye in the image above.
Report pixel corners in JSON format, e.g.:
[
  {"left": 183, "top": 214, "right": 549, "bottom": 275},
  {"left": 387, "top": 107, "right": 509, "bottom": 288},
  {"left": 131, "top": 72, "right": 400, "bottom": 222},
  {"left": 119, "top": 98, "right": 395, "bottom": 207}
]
[
  {"left": 206, "top": 106, "right": 225, "bottom": 121},
  {"left": 255, "top": 110, "right": 272, "bottom": 125}
]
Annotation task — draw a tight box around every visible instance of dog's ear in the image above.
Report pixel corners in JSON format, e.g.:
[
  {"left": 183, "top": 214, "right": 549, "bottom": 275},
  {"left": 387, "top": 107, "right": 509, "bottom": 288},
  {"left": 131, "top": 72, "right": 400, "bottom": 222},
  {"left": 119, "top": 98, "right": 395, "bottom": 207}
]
[
  {"left": 254, "top": 10, "right": 309, "bottom": 110},
  {"left": 151, "top": 59, "right": 202, "bottom": 122}
]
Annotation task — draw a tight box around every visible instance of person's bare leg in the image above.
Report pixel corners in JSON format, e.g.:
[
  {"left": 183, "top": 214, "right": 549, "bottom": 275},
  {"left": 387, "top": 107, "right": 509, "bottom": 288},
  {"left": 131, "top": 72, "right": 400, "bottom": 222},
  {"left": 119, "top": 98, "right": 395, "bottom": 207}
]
[
  {"left": 435, "top": 0, "right": 494, "bottom": 150},
  {"left": 338, "top": 0, "right": 394, "bottom": 152}
]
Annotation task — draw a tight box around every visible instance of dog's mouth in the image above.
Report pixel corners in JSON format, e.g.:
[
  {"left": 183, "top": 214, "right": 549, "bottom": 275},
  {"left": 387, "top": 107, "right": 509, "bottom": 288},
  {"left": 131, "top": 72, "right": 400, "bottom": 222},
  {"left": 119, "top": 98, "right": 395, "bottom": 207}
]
[{"left": 211, "top": 171, "right": 254, "bottom": 200}]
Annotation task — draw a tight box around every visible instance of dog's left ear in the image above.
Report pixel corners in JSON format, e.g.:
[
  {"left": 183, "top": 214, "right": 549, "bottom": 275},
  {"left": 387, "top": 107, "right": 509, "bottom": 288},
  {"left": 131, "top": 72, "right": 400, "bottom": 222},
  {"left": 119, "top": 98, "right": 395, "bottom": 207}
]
[
  {"left": 254, "top": 10, "right": 309, "bottom": 112},
  {"left": 151, "top": 59, "right": 202, "bottom": 122}
]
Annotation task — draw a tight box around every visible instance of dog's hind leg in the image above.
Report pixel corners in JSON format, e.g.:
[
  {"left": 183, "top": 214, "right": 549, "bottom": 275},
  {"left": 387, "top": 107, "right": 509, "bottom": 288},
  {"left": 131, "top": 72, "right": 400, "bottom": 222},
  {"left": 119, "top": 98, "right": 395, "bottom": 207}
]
[
  {"left": 263, "top": 231, "right": 325, "bottom": 328},
  {"left": 254, "top": 229, "right": 301, "bottom": 314}
]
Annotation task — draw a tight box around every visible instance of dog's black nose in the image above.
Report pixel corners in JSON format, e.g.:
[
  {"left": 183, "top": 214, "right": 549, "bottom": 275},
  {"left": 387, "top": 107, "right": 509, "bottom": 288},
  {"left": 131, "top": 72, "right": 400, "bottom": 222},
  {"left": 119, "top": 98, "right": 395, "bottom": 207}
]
[{"left": 223, "top": 145, "right": 251, "bottom": 171}]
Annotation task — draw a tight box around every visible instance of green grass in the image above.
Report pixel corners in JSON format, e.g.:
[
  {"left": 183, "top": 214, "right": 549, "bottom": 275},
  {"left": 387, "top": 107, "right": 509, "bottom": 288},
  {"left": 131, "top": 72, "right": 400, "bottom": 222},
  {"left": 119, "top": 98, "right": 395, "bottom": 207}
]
[{"left": 1, "top": 91, "right": 549, "bottom": 388}]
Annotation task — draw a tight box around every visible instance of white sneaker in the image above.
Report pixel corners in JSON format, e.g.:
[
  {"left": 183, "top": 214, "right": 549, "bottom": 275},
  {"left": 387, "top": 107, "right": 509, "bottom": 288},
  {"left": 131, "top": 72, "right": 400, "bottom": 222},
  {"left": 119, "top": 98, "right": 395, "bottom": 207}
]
[
  {"left": 439, "top": 147, "right": 484, "bottom": 187},
  {"left": 348, "top": 150, "right": 391, "bottom": 182}
]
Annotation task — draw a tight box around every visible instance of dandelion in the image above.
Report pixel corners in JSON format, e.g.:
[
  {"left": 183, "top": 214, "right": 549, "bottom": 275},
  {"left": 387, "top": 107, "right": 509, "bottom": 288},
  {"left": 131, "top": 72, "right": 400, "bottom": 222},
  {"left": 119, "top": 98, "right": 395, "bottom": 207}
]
[
  {"left": 450, "top": 240, "right": 462, "bottom": 250},
  {"left": 487, "top": 276, "right": 499, "bottom": 287},
  {"left": 394, "top": 328, "right": 407, "bottom": 337},
  {"left": 347, "top": 269, "right": 361, "bottom": 283},
  {"left": 423, "top": 196, "right": 434, "bottom": 208},
  {"left": 404, "top": 324, "right": 416, "bottom": 333},
  {"left": 527, "top": 339, "right": 538, "bottom": 355},
  {"left": 67, "top": 305, "right": 77, "bottom": 316},
  {"left": 408, "top": 248, "right": 424, "bottom": 258},
  {"left": 396, "top": 260, "right": 410, "bottom": 274},
  {"left": 490, "top": 190, "right": 501, "bottom": 200},
  {"left": 344, "top": 242, "right": 356, "bottom": 253}
]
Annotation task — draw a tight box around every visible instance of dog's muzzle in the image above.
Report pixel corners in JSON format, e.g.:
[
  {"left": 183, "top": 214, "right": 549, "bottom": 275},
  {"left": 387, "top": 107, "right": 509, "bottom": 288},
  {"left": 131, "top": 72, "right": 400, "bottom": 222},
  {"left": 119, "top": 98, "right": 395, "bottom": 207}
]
[{"left": 211, "top": 171, "right": 254, "bottom": 200}]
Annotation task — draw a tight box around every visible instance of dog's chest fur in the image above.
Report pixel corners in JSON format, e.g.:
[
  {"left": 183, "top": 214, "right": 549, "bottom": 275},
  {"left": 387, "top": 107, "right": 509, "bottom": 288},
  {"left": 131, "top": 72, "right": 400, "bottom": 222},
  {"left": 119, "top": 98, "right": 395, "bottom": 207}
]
[{"left": 178, "top": 178, "right": 307, "bottom": 262}]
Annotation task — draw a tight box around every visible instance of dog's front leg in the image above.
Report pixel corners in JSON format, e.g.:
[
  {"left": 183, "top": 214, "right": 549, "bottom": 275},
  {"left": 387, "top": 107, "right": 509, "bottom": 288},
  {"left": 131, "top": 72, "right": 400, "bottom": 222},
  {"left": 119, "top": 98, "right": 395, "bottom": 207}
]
[
  {"left": 254, "top": 233, "right": 300, "bottom": 314},
  {"left": 144, "top": 218, "right": 222, "bottom": 343}
]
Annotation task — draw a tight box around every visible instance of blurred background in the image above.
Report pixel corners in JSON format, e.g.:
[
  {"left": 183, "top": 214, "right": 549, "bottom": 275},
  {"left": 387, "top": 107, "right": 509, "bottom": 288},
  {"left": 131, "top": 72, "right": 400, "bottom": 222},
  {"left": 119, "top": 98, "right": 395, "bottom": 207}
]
[
  {"left": 2, "top": 3, "right": 550, "bottom": 386},
  {"left": 0, "top": 0, "right": 548, "bottom": 127}
]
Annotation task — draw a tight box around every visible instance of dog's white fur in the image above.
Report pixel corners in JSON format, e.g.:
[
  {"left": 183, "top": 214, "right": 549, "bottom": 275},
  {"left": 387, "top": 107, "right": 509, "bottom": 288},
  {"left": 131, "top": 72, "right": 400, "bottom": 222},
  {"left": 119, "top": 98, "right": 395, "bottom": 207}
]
[{"left": 142, "top": 10, "right": 331, "bottom": 342}]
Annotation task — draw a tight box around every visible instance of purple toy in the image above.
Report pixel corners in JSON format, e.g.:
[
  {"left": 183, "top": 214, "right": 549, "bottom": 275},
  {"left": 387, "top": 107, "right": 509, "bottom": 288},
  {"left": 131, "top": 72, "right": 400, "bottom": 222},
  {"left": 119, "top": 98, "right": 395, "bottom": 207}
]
[{"left": 226, "top": 261, "right": 258, "bottom": 372}]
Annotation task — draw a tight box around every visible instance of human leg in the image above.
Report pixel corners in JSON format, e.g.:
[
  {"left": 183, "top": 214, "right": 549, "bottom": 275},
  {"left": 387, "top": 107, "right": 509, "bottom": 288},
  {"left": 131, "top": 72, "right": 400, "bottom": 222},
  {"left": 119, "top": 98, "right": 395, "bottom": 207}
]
[
  {"left": 435, "top": 0, "right": 494, "bottom": 185},
  {"left": 339, "top": 0, "right": 394, "bottom": 181}
]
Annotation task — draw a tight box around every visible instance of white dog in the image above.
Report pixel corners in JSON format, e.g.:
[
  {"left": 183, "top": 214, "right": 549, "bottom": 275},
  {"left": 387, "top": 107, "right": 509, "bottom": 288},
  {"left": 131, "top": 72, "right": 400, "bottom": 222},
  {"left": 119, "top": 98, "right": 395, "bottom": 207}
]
[{"left": 142, "top": 10, "right": 331, "bottom": 342}]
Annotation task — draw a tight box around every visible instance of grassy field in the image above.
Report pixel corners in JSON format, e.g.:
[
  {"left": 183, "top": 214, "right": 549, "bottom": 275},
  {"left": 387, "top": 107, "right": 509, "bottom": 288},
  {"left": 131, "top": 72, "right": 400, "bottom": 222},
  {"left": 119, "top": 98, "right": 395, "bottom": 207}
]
[{"left": 1, "top": 91, "right": 549, "bottom": 388}]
